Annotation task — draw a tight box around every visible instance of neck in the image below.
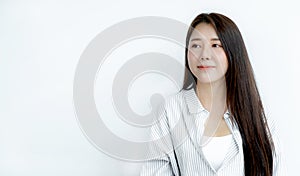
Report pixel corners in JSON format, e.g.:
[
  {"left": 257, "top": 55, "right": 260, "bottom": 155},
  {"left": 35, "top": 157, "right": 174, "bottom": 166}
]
[{"left": 196, "top": 78, "right": 227, "bottom": 113}]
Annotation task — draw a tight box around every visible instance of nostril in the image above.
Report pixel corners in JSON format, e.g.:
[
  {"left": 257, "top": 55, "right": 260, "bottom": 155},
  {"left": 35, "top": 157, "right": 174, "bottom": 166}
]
[{"left": 201, "top": 57, "right": 210, "bottom": 60}]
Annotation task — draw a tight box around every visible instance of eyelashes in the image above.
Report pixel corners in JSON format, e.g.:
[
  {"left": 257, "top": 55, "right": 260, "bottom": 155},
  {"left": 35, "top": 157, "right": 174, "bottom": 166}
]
[
  {"left": 190, "top": 43, "right": 223, "bottom": 48},
  {"left": 212, "top": 44, "right": 223, "bottom": 48},
  {"left": 191, "top": 44, "right": 201, "bottom": 48}
]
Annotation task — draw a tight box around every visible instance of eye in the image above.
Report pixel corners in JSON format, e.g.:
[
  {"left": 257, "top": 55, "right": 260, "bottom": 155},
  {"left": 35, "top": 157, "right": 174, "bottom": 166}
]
[
  {"left": 191, "top": 44, "right": 201, "bottom": 48},
  {"left": 212, "top": 44, "right": 223, "bottom": 48}
]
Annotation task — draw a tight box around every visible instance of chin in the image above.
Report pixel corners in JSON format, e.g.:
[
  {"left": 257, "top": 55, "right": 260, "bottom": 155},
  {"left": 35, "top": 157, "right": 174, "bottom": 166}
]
[{"left": 196, "top": 79, "right": 214, "bottom": 84}]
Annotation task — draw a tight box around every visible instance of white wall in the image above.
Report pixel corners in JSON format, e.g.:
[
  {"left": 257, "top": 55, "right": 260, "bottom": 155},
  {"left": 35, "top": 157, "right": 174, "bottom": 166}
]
[{"left": 1, "top": 0, "right": 299, "bottom": 175}]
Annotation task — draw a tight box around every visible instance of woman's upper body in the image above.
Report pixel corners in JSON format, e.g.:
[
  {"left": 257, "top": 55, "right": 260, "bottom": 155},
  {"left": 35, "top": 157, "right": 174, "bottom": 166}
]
[
  {"left": 140, "top": 88, "right": 284, "bottom": 176},
  {"left": 140, "top": 12, "right": 285, "bottom": 175}
]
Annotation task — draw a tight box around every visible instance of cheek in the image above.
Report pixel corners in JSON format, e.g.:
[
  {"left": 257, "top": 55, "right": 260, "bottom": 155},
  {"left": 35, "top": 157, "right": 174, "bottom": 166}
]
[
  {"left": 187, "top": 51, "right": 197, "bottom": 64},
  {"left": 187, "top": 57, "right": 197, "bottom": 76},
  {"left": 216, "top": 52, "right": 228, "bottom": 72},
  {"left": 220, "top": 58, "right": 228, "bottom": 73},
  {"left": 188, "top": 51, "right": 194, "bottom": 60}
]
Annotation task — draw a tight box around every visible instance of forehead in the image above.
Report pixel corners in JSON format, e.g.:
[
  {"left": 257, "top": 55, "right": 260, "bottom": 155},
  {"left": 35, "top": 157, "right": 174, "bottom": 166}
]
[{"left": 190, "top": 23, "right": 218, "bottom": 39}]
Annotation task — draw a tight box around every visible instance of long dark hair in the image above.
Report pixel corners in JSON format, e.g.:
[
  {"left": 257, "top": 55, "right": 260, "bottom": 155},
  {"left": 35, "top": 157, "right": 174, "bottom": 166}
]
[{"left": 182, "top": 13, "right": 274, "bottom": 176}]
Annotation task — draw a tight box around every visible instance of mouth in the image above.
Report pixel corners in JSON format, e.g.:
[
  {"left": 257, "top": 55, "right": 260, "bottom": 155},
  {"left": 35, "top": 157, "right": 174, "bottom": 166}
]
[{"left": 197, "top": 65, "right": 216, "bottom": 70}]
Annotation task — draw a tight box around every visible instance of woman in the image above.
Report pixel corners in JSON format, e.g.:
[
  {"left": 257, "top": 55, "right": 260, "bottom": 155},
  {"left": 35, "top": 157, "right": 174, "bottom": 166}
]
[{"left": 140, "top": 13, "right": 283, "bottom": 175}]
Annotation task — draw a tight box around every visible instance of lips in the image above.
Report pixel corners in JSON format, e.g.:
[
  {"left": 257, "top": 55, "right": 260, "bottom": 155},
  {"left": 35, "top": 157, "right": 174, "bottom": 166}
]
[{"left": 197, "top": 65, "right": 215, "bottom": 69}]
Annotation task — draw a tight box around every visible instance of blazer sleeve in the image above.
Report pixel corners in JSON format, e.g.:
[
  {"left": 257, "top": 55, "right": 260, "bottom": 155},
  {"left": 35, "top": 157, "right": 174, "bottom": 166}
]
[
  {"left": 140, "top": 101, "right": 177, "bottom": 176},
  {"left": 267, "top": 117, "right": 287, "bottom": 175}
]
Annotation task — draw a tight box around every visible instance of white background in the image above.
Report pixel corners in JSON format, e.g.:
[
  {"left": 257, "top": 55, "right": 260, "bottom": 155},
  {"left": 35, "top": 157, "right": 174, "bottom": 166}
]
[{"left": 1, "top": 0, "right": 299, "bottom": 175}]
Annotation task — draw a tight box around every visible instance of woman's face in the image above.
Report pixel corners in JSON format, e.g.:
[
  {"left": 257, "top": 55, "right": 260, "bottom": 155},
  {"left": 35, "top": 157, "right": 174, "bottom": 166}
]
[{"left": 188, "top": 23, "right": 228, "bottom": 84}]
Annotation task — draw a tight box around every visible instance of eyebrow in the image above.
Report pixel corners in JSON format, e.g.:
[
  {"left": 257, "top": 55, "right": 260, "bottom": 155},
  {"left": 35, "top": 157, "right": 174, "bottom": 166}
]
[{"left": 190, "top": 38, "right": 220, "bottom": 41}]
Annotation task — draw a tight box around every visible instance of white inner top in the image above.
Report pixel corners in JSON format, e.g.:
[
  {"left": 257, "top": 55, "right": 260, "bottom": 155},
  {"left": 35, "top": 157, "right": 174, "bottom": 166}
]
[{"left": 202, "top": 134, "right": 233, "bottom": 170}]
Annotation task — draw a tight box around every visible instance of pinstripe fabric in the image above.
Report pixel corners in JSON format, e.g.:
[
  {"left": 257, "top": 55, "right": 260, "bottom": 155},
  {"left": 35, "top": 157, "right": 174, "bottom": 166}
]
[{"left": 140, "top": 88, "right": 284, "bottom": 176}]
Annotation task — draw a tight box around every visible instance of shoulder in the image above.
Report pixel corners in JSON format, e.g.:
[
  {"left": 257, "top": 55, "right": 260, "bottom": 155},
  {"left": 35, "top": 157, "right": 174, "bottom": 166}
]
[
  {"left": 265, "top": 115, "right": 276, "bottom": 137},
  {"left": 161, "top": 89, "right": 187, "bottom": 111},
  {"left": 264, "top": 116, "right": 286, "bottom": 175}
]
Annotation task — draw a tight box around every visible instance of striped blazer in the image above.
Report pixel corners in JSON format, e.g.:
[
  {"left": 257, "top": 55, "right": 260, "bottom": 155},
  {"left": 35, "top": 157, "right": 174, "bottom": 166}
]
[{"left": 140, "top": 88, "right": 284, "bottom": 176}]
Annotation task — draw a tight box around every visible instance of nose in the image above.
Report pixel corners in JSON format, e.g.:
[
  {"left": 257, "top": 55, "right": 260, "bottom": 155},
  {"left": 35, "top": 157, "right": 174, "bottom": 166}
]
[{"left": 199, "top": 45, "right": 211, "bottom": 61}]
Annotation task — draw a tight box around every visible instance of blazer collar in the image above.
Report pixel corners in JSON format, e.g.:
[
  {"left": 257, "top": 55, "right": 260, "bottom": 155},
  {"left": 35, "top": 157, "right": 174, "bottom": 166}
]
[
  {"left": 183, "top": 88, "right": 230, "bottom": 117},
  {"left": 183, "top": 88, "right": 206, "bottom": 114}
]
